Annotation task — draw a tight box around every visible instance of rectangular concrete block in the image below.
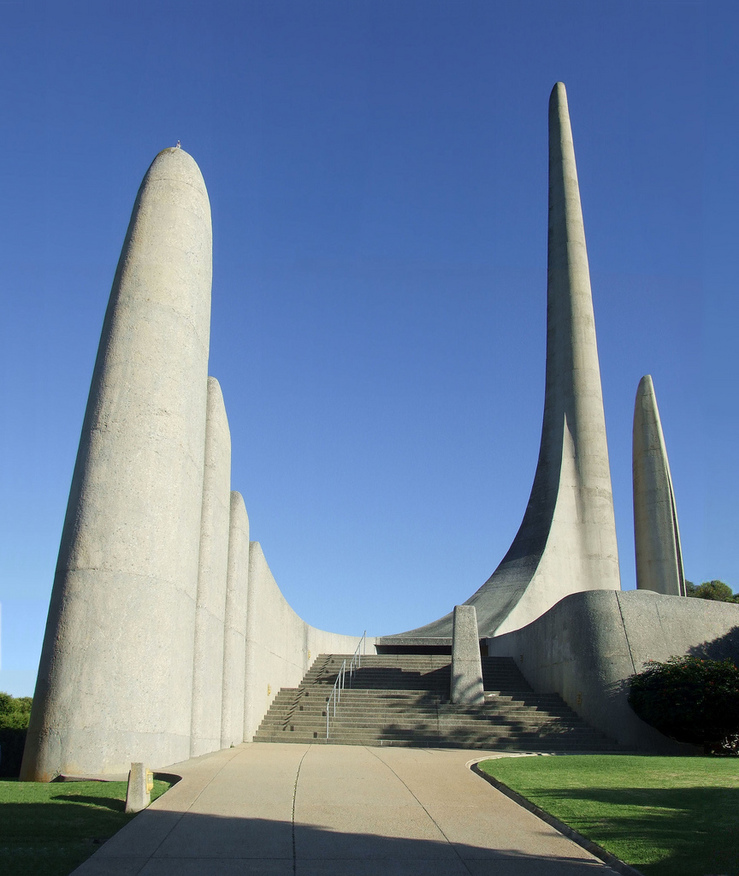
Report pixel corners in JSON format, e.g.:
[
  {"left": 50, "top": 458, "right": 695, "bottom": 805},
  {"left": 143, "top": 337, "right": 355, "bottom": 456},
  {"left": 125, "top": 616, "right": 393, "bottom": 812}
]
[
  {"left": 451, "top": 605, "right": 484, "bottom": 705},
  {"left": 125, "top": 762, "right": 151, "bottom": 813}
]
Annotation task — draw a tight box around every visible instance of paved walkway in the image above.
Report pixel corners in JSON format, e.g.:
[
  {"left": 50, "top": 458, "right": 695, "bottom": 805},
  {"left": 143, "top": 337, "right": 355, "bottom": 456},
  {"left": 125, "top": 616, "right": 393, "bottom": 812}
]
[{"left": 72, "top": 743, "right": 621, "bottom": 875}]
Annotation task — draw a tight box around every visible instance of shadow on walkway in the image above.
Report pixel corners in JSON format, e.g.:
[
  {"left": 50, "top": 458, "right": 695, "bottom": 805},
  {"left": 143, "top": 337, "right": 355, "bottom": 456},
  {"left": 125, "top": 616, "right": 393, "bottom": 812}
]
[{"left": 74, "top": 809, "right": 615, "bottom": 875}]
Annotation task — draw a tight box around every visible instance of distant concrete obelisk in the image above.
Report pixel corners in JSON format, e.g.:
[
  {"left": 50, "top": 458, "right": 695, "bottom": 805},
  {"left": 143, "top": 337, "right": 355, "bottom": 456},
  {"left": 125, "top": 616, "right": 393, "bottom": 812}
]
[
  {"left": 633, "top": 375, "right": 686, "bottom": 596},
  {"left": 381, "top": 82, "right": 620, "bottom": 644},
  {"left": 21, "top": 148, "right": 212, "bottom": 780}
]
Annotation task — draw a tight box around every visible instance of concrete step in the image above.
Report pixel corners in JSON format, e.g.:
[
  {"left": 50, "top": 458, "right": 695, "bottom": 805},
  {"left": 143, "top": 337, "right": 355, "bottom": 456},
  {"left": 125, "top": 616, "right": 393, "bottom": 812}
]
[
  {"left": 264, "top": 701, "right": 587, "bottom": 717},
  {"left": 253, "top": 730, "right": 619, "bottom": 748},
  {"left": 258, "top": 719, "right": 579, "bottom": 732},
  {"left": 255, "top": 652, "right": 618, "bottom": 752}
]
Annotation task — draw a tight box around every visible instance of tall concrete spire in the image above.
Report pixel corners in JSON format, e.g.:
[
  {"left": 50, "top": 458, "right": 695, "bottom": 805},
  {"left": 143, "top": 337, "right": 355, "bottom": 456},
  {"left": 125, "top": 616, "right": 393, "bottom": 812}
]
[
  {"left": 21, "top": 148, "right": 212, "bottom": 780},
  {"left": 633, "top": 375, "right": 686, "bottom": 596},
  {"left": 381, "top": 83, "right": 620, "bottom": 645}
]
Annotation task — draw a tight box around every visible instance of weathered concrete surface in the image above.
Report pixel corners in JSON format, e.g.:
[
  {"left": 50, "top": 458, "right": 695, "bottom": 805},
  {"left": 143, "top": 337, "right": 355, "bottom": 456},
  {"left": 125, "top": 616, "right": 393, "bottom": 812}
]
[
  {"left": 21, "top": 147, "right": 212, "bottom": 780},
  {"left": 243, "top": 543, "right": 377, "bottom": 741},
  {"left": 633, "top": 375, "right": 686, "bottom": 596},
  {"left": 450, "top": 605, "right": 484, "bottom": 704},
  {"left": 124, "top": 762, "right": 151, "bottom": 814},
  {"left": 190, "top": 377, "right": 232, "bottom": 757},
  {"left": 381, "top": 82, "right": 619, "bottom": 647},
  {"left": 71, "top": 744, "right": 620, "bottom": 875},
  {"left": 220, "top": 491, "right": 249, "bottom": 748},
  {"left": 487, "top": 589, "right": 739, "bottom": 751}
]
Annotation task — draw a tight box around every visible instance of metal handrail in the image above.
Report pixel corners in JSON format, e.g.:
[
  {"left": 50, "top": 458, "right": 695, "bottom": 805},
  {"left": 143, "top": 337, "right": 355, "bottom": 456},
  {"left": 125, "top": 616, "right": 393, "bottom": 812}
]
[
  {"left": 326, "top": 659, "right": 346, "bottom": 739},
  {"left": 326, "top": 631, "right": 367, "bottom": 739},
  {"left": 347, "top": 630, "right": 367, "bottom": 685}
]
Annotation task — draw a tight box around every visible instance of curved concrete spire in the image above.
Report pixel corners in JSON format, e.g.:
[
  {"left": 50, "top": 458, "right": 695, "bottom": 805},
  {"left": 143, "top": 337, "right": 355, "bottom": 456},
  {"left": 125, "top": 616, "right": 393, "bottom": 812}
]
[
  {"left": 21, "top": 148, "right": 212, "bottom": 780},
  {"left": 382, "top": 83, "right": 620, "bottom": 644},
  {"left": 633, "top": 375, "right": 686, "bottom": 596}
]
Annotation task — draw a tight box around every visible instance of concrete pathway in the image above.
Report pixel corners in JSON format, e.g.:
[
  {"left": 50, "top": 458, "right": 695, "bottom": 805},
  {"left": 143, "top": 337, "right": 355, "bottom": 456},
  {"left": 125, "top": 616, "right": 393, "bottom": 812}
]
[{"left": 72, "top": 743, "right": 621, "bottom": 875}]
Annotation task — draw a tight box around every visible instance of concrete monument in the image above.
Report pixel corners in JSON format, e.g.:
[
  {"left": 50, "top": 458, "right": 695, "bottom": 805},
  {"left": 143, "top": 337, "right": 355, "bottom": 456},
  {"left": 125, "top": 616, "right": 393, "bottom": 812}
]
[
  {"left": 23, "top": 85, "right": 727, "bottom": 774},
  {"left": 633, "top": 375, "right": 686, "bottom": 596}
]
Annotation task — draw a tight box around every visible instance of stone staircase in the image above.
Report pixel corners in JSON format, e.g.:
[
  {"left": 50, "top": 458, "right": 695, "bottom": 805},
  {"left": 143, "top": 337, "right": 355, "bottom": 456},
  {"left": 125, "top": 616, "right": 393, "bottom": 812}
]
[{"left": 254, "top": 653, "right": 619, "bottom": 750}]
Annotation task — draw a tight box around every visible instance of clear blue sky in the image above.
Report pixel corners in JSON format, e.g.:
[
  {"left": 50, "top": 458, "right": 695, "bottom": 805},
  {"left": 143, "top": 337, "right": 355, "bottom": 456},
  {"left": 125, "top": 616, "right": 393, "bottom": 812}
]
[{"left": 1, "top": 1, "right": 736, "bottom": 697}]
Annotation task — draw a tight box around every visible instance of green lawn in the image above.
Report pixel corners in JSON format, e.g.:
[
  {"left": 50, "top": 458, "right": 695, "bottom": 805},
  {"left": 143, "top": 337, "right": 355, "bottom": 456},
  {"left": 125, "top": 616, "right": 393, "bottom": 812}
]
[
  {"left": 0, "top": 778, "right": 172, "bottom": 876},
  {"left": 477, "top": 755, "right": 739, "bottom": 876}
]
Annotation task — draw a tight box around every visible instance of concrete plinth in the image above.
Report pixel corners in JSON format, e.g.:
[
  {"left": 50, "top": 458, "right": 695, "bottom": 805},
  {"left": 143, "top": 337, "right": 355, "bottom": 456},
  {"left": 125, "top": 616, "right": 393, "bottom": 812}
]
[
  {"left": 21, "top": 147, "right": 212, "bottom": 780},
  {"left": 124, "top": 762, "right": 151, "bottom": 814},
  {"left": 633, "top": 375, "right": 685, "bottom": 596},
  {"left": 450, "top": 606, "right": 484, "bottom": 705}
]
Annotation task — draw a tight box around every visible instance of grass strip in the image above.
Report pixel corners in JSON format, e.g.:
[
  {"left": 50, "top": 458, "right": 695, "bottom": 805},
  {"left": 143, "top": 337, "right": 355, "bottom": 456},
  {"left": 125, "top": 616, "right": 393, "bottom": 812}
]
[
  {"left": 476, "top": 755, "right": 739, "bottom": 876},
  {"left": 0, "top": 777, "right": 172, "bottom": 876}
]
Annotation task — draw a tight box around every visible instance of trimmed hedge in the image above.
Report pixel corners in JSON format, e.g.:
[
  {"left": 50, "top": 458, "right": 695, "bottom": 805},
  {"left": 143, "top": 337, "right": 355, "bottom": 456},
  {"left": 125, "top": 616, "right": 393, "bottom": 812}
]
[
  {"left": 628, "top": 656, "right": 739, "bottom": 755},
  {"left": 0, "top": 692, "right": 32, "bottom": 777},
  {"left": 0, "top": 726, "right": 27, "bottom": 777}
]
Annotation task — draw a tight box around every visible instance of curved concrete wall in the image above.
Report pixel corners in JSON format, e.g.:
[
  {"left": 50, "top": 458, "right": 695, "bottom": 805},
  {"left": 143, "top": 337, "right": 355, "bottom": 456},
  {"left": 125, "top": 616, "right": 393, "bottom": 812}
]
[
  {"left": 244, "top": 543, "right": 375, "bottom": 741},
  {"left": 487, "top": 589, "right": 739, "bottom": 751},
  {"left": 191, "top": 378, "right": 232, "bottom": 757},
  {"left": 21, "top": 148, "right": 212, "bottom": 780},
  {"left": 221, "top": 491, "right": 249, "bottom": 749}
]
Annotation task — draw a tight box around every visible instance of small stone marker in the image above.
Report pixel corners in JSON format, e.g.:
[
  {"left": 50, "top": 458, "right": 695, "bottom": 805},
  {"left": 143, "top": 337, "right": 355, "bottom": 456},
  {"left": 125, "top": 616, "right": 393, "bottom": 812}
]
[
  {"left": 450, "top": 605, "right": 484, "bottom": 705},
  {"left": 125, "top": 762, "right": 152, "bottom": 813}
]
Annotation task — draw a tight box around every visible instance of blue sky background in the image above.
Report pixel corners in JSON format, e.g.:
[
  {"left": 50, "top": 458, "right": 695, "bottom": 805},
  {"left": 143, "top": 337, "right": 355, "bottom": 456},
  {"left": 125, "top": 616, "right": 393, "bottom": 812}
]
[{"left": 1, "top": 1, "right": 736, "bottom": 697}]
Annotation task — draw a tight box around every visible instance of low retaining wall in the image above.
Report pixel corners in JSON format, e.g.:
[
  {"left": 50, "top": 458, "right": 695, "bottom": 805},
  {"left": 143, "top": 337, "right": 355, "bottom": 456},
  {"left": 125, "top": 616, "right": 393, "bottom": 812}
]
[{"left": 487, "top": 589, "right": 739, "bottom": 751}]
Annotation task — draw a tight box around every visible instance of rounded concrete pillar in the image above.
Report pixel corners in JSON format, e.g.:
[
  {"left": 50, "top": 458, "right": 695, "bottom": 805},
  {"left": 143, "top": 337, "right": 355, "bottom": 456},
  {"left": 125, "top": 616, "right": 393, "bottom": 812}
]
[
  {"left": 21, "top": 147, "right": 212, "bottom": 780},
  {"left": 190, "top": 377, "right": 232, "bottom": 757},
  {"left": 221, "top": 491, "right": 249, "bottom": 748}
]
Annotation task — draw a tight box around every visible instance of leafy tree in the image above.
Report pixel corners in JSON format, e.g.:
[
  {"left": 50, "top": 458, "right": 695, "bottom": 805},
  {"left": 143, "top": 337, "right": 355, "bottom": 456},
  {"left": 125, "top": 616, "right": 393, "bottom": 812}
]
[
  {"left": 0, "top": 692, "right": 32, "bottom": 728},
  {"left": 685, "top": 580, "right": 739, "bottom": 603},
  {"left": 629, "top": 656, "right": 739, "bottom": 755}
]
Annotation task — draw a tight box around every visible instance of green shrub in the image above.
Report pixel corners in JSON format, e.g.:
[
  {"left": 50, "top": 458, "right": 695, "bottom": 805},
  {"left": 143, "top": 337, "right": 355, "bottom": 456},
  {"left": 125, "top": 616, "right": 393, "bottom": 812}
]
[
  {"left": 628, "top": 656, "right": 739, "bottom": 754},
  {"left": 685, "top": 579, "right": 739, "bottom": 603},
  {"left": 0, "top": 692, "right": 32, "bottom": 777}
]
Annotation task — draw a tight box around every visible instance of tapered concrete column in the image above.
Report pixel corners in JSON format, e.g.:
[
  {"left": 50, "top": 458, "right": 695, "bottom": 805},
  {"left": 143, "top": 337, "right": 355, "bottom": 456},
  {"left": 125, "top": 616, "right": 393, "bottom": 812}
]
[
  {"left": 190, "top": 378, "right": 232, "bottom": 757},
  {"left": 450, "top": 606, "right": 484, "bottom": 705},
  {"left": 633, "top": 375, "right": 686, "bottom": 596},
  {"left": 21, "top": 147, "right": 212, "bottom": 780},
  {"left": 221, "top": 491, "right": 249, "bottom": 748},
  {"left": 491, "top": 80, "right": 621, "bottom": 633},
  {"left": 381, "top": 83, "right": 619, "bottom": 647}
]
